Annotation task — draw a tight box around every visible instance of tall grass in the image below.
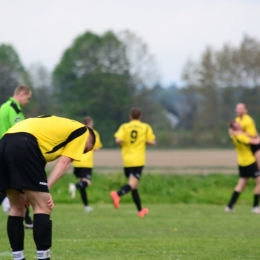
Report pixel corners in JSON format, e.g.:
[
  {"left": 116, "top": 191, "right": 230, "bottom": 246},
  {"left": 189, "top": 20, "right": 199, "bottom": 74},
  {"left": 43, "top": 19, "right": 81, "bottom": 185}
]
[{"left": 51, "top": 172, "right": 256, "bottom": 206}]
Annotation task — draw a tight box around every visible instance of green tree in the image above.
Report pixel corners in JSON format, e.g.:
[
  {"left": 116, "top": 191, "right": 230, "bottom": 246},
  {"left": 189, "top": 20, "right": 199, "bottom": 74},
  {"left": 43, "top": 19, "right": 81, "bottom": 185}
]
[
  {"left": 0, "top": 44, "right": 30, "bottom": 104},
  {"left": 52, "top": 31, "right": 133, "bottom": 147}
]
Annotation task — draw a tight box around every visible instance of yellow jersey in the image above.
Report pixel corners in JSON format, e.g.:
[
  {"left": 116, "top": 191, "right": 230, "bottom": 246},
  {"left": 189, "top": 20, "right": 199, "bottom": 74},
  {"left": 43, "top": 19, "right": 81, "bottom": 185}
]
[
  {"left": 235, "top": 114, "right": 257, "bottom": 137},
  {"left": 6, "top": 116, "right": 89, "bottom": 162},
  {"left": 73, "top": 129, "right": 102, "bottom": 168},
  {"left": 114, "top": 120, "right": 155, "bottom": 167},
  {"left": 230, "top": 133, "right": 255, "bottom": 166}
]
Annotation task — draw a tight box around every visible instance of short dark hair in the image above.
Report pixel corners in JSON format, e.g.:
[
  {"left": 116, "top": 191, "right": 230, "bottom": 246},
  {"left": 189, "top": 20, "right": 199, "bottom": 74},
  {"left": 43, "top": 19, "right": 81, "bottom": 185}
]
[
  {"left": 83, "top": 116, "right": 93, "bottom": 126},
  {"left": 86, "top": 126, "right": 96, "bottom": 147},
  {"left": 228, "top": 121, "right": 236, "bottom": 129},
  {"left": 14, "top": 85, "right": 31, "bottom": 95},
  {"left": 130, "top": 108, "right": 142, "bottom": 119}
]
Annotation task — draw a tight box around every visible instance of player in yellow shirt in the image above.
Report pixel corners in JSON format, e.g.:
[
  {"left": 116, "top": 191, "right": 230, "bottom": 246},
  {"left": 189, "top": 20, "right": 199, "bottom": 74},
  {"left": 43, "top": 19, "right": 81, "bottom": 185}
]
[
  {"left": 225, "top": 121, "right": 260, "bottom": 213},
  {"left": 0, "top": 115, "right": 95, "bottom": 260},
  {"left": 235, "top": 103, "right": 260, "bottom": 169},
  {"left": 110, "top": 108, "right": 156, "bottom": 218},
  {"left": 69, "top": 116, "right": 102, "bottom": 213}
]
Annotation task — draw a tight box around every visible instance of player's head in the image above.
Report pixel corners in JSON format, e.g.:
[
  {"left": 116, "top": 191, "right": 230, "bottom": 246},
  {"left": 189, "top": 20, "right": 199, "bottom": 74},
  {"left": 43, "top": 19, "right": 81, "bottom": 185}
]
[
  {"left": 13, "top": 85, "right": 32, "bottom": 106},
  {"left": 83, "top": 116, "right": 94, "bottom": 128},
  {"left": 229, "top": 121, "right": 242, "bottom": 131},
  {"left": 84, "top": 126, "right": 96, "bottom": 153},
  {"left": 130, "top": 108, "right": 142, "bottom": 120},
  {"left": 236, "top": 103, "right": 247, "bottom": 117}
]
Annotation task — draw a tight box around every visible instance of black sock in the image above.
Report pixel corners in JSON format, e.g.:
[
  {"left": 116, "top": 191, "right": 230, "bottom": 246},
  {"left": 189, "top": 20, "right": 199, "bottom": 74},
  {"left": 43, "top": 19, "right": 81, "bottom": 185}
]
[
  {"left": 79, "top": 187, "right": 88, "bottom": 206},
  {"left": 227, "top": 191, "right": 240, "bottom": 209},
  {"left": 7, "top": 216, "right": 24, "bottom": 251},
  {"left": 253, "top": 194, "right": 260, "bottom": 208},
  {"left": 132, "top": 189, "right": 142, "bottom": 211},
  {"left": 0, "top": 191, "right": 6, "bottom": 204},
  {"left": 33, "top": 214, "right": 52, "bottom": 260},
  {"left": 75, "top": 181, "right": 88, "bottom": 189},
  {"left": 24, "top": 208, "right": 33, "bottom": 224},
  {"left": 117, "top": 184, "right": 131, "bottom": 196}
]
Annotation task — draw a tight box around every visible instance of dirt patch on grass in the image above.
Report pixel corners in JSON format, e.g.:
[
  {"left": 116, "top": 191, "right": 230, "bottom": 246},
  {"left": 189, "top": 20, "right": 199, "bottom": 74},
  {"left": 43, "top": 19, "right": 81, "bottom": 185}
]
[{"left": 47, "top": 149, "right": 238, "bottom": 174}]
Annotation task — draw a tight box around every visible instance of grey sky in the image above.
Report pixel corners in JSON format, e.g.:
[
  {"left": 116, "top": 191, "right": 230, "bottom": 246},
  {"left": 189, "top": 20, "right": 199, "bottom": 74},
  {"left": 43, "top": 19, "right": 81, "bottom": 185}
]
[{"left": 0, "top": 0, "right": 260, "bottom": 86}]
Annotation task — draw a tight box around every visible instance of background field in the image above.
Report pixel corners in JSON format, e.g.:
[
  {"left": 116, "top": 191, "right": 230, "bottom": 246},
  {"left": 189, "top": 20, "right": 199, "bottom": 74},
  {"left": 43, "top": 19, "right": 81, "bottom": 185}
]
[{"left": 47, "top": 149, "right": 238, "bottom": 174}]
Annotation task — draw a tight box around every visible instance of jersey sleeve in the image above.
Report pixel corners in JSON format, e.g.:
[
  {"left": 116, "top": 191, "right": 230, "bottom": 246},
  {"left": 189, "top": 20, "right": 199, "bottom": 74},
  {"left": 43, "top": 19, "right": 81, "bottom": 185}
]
[
  {"left": 245, "top": 119, "right": 257, "bottom": 136},
  {"left": 146, "top": 124, "right": 155, "bottom": 142},
  {"left": 235, "top": 133, "right": 251, "bottom": 144},
  {"left": 114, "top": 125, "right": 125, "bottom": 140},
  {"left": 8, "top": 109, "right": 24, "bottom": 127},
  {"left": 61, "top": 131, "right": 89, "bottom": 161},
  {"left": 94, "top": 131, "right": 102, "bottom": 149}
]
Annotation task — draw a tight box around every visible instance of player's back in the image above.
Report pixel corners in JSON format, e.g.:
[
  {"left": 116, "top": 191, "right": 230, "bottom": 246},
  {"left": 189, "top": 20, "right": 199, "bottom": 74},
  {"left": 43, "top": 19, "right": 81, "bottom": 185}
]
[{"left": 115, "top": 120, "right": 155, "bottom": 167}]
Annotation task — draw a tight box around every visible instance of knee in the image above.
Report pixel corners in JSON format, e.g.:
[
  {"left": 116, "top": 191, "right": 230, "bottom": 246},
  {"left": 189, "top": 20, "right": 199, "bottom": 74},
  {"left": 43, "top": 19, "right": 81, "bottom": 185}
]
[{"left": 9, "top": 205, "right": 26, "bottom": 217}]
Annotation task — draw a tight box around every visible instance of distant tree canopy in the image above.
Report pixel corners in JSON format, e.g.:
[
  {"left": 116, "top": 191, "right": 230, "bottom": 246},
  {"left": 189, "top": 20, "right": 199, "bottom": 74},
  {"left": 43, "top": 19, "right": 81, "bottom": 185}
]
[
  {"left": 2, "top": 33, "right": 260, "bottom": 148},
  {"left": 0, "top": 44, "right": 30, "bottom": 104},
  {"left": 52, "top": 30, "right": 165, "bottom": 146},
  {"left": 178, "top": 35, "right": 260, "bottom": 146}
]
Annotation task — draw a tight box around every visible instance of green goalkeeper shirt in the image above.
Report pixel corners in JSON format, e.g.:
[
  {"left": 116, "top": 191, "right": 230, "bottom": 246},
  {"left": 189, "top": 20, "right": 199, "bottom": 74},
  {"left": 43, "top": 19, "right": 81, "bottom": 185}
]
[{"left": 0, "top": 97, "right": 25, "bottom": 138}]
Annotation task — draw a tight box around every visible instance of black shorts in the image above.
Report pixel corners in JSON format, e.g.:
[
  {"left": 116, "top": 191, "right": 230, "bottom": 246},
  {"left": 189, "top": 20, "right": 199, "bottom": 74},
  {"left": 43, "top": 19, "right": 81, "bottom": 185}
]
[
  {"left": 238, "top": 163, "right": 260, "bottom": 178},
  {"left": 124, "top": 166, "right": 144, "bottom": 180},
  {"left": 73, "top": 167, "right": 92, "bottom": 181},
  {"left": 251, "top": 143, "right": 260, "bottom": 154},
  {"left": 0, "top": 133, "right": 48, "bottom": 192}
]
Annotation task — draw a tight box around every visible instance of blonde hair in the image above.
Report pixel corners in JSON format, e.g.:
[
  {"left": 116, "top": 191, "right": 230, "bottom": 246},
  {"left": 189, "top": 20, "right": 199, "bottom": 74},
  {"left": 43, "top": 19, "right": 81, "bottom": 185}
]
[{"left": 14, "top": 85, "right": 31, "bottom": 95}]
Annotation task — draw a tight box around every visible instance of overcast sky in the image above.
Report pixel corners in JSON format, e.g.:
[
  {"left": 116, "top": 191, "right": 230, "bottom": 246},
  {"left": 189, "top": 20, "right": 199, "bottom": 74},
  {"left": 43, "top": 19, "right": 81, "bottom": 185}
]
[{"left": 1, "top": 0, "right": 260, "bottom": 86}]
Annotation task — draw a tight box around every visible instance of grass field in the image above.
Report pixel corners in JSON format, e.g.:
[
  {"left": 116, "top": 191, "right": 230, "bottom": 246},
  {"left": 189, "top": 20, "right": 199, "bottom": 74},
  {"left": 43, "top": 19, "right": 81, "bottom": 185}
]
[{"left": 0, "top": 204, "right": 259, "bottom": 260}]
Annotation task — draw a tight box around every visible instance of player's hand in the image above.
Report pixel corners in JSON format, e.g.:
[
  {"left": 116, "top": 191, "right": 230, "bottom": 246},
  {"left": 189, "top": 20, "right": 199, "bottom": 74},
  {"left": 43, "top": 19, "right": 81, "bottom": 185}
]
[{"left": 47, "top": 195, "right": 55, "bottom": 210}]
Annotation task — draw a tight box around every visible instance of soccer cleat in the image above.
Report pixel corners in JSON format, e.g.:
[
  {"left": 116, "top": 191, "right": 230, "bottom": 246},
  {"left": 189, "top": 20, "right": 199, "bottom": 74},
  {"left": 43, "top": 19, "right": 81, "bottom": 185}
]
[
  {"left": 69, "top": 183, "right": 76, "bottom": 198},
  {"left": 252, "top": 207, "right": 260, "bottom": 214},
  {"left": 24, "top": 223, "right": 33, "bottom": 229},
  {"left": 138, "top": 208, "right": 149, "bottom": 218},
  {"left": 224, "top": 206, "right": 233, "bottom": 213},
  {"left": 84, "top": 206, "right": 93, "bottom": 213},
  {"left": 110, "top": 191, "right": 120, "bottom": 209}
]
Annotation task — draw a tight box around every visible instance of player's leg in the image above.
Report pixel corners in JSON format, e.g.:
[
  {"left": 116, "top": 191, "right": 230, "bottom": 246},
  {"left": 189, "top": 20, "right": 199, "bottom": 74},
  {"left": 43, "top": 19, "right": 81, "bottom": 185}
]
[
  {"left": 24, "top": 190, "right": 52, "bottom": 260},
  {"left": 0, "top": 191, "right": 6, "bottom": 205},
  {"left": 225, "top": 177, "right": 247, "bottom": 211},
  {"left": 128, "top": 167, "right": 149, "bottom": 217},
  {"left": 6, "top": 189, "right": 27, "bottom": 260},
  {"left": 110, "top": 168, "right": 132, "bottom": 209},
  {"left": 252, "top": 174, "right": 260, "bottom": 213},
  {"left": 24, "top": 207, "right": 33, "bottom": 228}
]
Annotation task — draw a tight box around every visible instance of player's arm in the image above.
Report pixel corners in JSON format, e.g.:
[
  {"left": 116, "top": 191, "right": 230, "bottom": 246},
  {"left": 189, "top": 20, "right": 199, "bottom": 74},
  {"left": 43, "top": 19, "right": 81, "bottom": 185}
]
[
  {"left": 146, "top": 139, "right": 156, "bottom": 145},
  {"left": 114, "top": 125, "right": 125, "bottom": 147},
  {"left": 146, "top": 125, "right": 156, "bottom": 146},
  {"left": 236, "top": 133, "right": 260, "bottom": 145},
  {"left": 8, "top": 108, "right": 24, "bottom": 127},
  {"left": 47, "top": 156, "right": 72, "bottom": 189},
  {"left": 115, "top": 138, "right": 124, "bottom": 147}
]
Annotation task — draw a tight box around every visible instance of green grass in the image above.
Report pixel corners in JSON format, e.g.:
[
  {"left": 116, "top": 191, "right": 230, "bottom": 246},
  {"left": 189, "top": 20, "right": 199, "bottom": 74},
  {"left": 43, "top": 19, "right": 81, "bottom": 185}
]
[
  {"left": 0, "top": 204, "right": 260, "bottom": 259},
  {"left": 51, "top": 172, "right": 256, "bottom": 205}
]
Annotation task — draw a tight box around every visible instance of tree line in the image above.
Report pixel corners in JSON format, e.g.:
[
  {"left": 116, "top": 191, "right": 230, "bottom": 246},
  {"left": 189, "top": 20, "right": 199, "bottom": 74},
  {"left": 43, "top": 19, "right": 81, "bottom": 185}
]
[{"left": 1, "top": 31, "right": 260, "bottom": 148}]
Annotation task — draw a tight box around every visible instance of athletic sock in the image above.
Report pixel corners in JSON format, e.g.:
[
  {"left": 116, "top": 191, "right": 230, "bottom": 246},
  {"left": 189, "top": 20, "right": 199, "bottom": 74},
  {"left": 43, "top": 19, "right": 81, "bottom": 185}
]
[
  {"left": 227, "top": 191, "right": 240, "bottom": 209},
  {"left": 24, "top": 208, "right": 33, "bottom": 224},
  {"left": 79, "top": 187, "right": 88, "bottom": 206},
  {"left": 253, "top": 194, "right": 260, "bottom": 208},
  {"left": 7, "top": 216, "right": 25, "bottom": 254},
  {"left": 33, "top": 214, "right": 52, "bottom": 260},
  {"left": 132, "top": 189, "right": 142, "bottom": 211},
  {"left": 117, "top": 184, "right": 131, "bottom": 196},
  {"left": 75, "top": 181, "right": 88, "bottom": 189},
  {"left": 0, "top": 191, "right": 6, "bottom": 204}
]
